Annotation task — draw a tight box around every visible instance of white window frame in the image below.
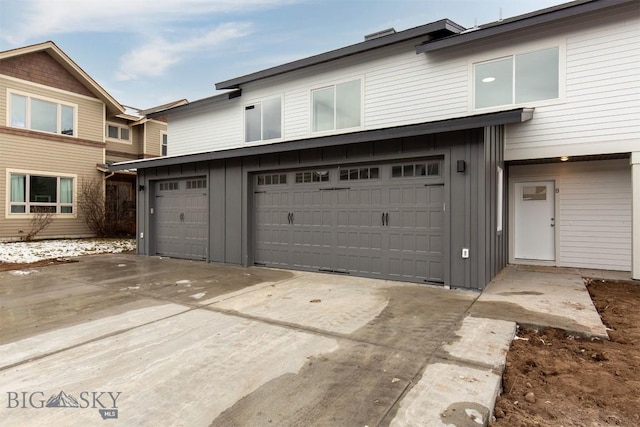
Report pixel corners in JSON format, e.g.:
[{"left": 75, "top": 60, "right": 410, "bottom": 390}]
[
  {"left": 6, "top": 169, "right": 77, "bottom": 217},
  {"left": 469, "top": 43, "right": 565, "bottom": 112},
  {"left": 161, "top": 131, "right": 168, "bottom": 156},
  {"left": 106, "top": 122, "right": 131, "bottom": 143},
  {"left": 310, "top": 78, "right": 363, "bottom": 134},
  {"left": 497, "top": 166, "right": 504, "bottom": 232},
  {"left": 7, "top": 89, "right": 78, "bottom": 137},
  {"left": 243, "top": 96, "right": 283, "bottom": 143}
]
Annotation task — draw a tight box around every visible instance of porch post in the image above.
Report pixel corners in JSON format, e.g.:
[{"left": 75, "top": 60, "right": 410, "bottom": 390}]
[{"left": 632, "top": 152, "right": 640, "bottom": 280}]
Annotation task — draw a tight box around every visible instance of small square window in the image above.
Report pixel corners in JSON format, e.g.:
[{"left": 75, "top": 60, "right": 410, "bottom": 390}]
[
  {"left": 523, "top": 186, "right": 546, "bottom": 201},
  {"left": 107, "top": 125, "right": 119, "bottom": 139}
]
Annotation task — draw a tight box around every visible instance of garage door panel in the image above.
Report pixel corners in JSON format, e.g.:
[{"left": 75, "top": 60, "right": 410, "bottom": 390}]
[
  {"left": 429, "top": 261, "right": 444, "bottom": 282},
  {"left": 254, "top": 161, "right": 445, "bottom": 283},
  {"left": 155, "top": 179, "right": 208, "bottom": 261},
  {"left": 429, "top": 235, "right": 443, "bottom": 254},
  {"left": 428, "top": 185, "right": 445, "bottom": 203},
  {"left": 429, "top": 210, "right": 443, "bottom": 229}
]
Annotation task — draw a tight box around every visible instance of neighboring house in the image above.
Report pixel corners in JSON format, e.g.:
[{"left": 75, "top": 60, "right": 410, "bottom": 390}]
[
  {"left": 112, "top": 0, "right": 640, "bottom": 290},
  {"left": 0, "top": 41, "right": 181, "bottom": 240}
]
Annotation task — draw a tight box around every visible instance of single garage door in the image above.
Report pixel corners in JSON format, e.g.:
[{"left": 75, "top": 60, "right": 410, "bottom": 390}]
[
  {"left": 254, "top": 160, "right": 445, "bottom": 283},
  {"left": 155, "top": 177, "right": 208, "bottom": 260}
]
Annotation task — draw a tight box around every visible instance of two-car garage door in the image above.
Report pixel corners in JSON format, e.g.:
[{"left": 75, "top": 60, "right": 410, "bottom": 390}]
[{"left": 254, "top": 160, "right": 445, "bottom": 284}]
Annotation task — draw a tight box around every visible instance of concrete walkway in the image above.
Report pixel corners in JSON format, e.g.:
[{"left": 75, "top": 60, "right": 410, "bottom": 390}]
[
  {"left": 0, "top": 254, "right": 620, "bottom": 426},
  {"left": 471, "top": 264, "right": 610, "bottom": 339}
]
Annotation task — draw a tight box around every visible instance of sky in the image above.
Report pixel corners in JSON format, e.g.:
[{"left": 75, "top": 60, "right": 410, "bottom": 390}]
[{"left": 0, "top": 0, "right": 568, "bottom": 110}]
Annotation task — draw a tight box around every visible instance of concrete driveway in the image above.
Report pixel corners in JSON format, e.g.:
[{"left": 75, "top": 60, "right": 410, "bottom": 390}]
[{"left": 0, "top": 254, "right": 514, "bottom": 426}]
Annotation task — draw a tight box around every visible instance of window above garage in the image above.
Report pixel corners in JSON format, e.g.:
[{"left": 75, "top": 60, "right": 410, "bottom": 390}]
[
  {"left": 245, "top": 97, "right": 282, "bottom": 143},
  {"left": 474, "top": 46, "right": 559, "bottom": 110},
  {"left": 312, "top": 79, "right": 361, "bottom": 133}
]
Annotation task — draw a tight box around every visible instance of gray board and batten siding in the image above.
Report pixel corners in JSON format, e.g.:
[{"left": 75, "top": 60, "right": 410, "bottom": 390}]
[{"left": 132, "top": 125, "right": 506, "bottom": 291}]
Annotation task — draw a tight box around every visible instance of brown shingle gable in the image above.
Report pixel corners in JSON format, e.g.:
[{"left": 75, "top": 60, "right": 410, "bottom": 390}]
[{"left": 0, "top": 50, "right": 96, "bottom": 98}]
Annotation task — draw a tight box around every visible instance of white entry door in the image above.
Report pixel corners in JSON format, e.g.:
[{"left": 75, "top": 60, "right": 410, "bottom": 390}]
[{"left": 514, "top": 181, "right": 555, "bottom": 261}]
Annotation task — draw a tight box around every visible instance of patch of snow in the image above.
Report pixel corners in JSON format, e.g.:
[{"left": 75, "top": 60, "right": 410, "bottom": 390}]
[
  {"left": 190, "top": 292, "right": 206, "bottom": 299},
  {"left": 176, "top": 280, "right": 191, "bottom": 285},
  {"left": 0, "top": 239, "right": 135, "bottom": 264},
  {"left": 117, "top": 264, "right": 127, "bottom": 267},
  {"left": 9, "top": 270, "right": 38, "bottom": 276}
]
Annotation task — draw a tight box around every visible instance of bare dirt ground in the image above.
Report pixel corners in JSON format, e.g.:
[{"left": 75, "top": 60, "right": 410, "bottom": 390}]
[{"left": 493, "top": 279, "right": 640, "bottom": 426}]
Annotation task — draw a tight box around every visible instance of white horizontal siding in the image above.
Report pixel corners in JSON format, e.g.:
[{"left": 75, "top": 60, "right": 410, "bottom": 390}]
[
  {"left": 166, "top": 2, "right": 638, "bottom": 158},
  {"left": 169, "top": 38, "right": 471, "bottom": 154},
  {"left": 168, "top": 99, "right": 242, "bottom": 156},
  {"left": 505, "top": 3, "right": 640, "bottom": 160},
  {"left": 510, "top": 159, "right": 632, "bottom": 271}
]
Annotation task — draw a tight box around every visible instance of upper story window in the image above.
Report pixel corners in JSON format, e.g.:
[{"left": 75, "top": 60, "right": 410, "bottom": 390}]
[
  {"left": 9, "top": 92, "right": 76, "bottom": 136},
  {"left": 161, "top": 132, "right": 168, "bottom": 156},
  {"left": 312, "top": 79, "right": 361, "bottom": 132},
  {"left": 245, "top": 97, "right": 282, "bottom": 142},
  {"left": 474, "top": 47, "right": 559, "bottom": 109},
  {"left": 9, "top": 172, "right": 74, "bottom": 214},
  {"left": 106, "top": 123, "right": 130, "bottom": 141}
]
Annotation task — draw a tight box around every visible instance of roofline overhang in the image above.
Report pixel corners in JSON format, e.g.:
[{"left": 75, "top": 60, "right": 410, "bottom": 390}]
[
  {"left": 215, "top": 19, "right": 465, "bottom": 90},
  {"left": 0, "top": 41, "right": 125, "bottom": 115},
  {"left": 110, "top": 108, "right": 533, "bottom": 171},
  {"left": 147, "top": 89, "right": 241, "bottom": 118},
  {"left": 416, "top": 0, "right": 634, "bottom": 54}
]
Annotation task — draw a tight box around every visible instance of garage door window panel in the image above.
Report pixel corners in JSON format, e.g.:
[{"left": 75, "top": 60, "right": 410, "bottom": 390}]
[
  {"left": 392, "top": 162, "right": 440, "bottom": 178},
  {"left": 340, "top": 167, "right": 379, "bottom": 181}
]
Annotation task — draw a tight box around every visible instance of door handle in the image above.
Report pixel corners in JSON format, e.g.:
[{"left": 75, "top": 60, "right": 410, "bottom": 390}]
[
  {"left": 382, "top": 212, "right": 385, "bottom": 226},
  {"left": 179, "top": 212, "right": 185, "bottom": 222},
  {"left": 385, "top": 212, "right": 389, "bottom": 226},
  {"left": 287, "top": 213, "right": 292, "bottom": 224},
  {"left": 550, "top": 217, "right": 555, "bottom": 227}
]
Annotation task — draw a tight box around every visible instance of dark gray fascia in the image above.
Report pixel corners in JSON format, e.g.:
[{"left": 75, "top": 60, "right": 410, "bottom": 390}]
[
  {"left": 215, "top": 19, "right": 465, "bottom": 90},
  {"left": 146, "top": 89, "right": 241, "bottom": 119},
  {"left": 416, "top": 0, "right": 633, "bottom": 53},
  {"left": 110, "top": 108, "right": 532, "bottom": 171}
]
